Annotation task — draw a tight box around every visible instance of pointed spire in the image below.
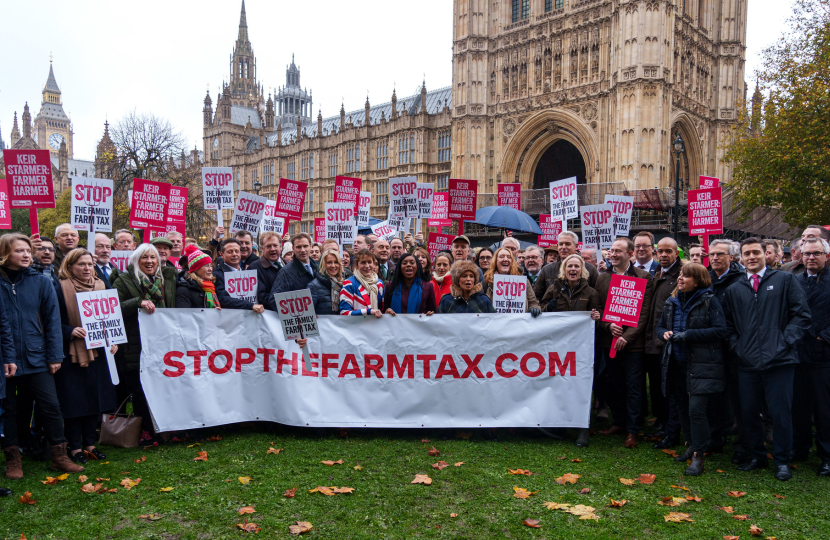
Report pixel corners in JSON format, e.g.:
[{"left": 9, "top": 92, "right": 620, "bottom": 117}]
[
  {"left": 44, "top": 62, "right": 61, "bottom": 94},
  {"left": 237, "top": 0, "right": 249, "bottom": 43}
]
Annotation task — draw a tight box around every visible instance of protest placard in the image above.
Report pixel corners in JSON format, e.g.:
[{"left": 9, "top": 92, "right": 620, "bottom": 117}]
[
  {"left": 314, "top": 218, "right": 325, "bottom": 243},
  {"left": 0, "top": 178, "right": 10, "bottom": 229},
  {"left": 427, "top": 232, "right": 454, "bottom": 262},
  {"left": 428, "top": 192, "right": 451, "bottom": 227},
  {"left": 324, "top": 202, "right": 358, "bottom": 245},
  {"left": 76, "top": 289, "right": 127, "bottom": 384},
  {"left": 146, "top": 223, "right": 185, "bottom": 242},
  {"left": 129, "top": 179, "right": 169, "bottom": 230},
  {"left": 492, "top": 274, "right": 528, "bottom": 313},
  {"left": 260, "top": 200, "right": 286, "bottom": 235},
  {"left": 549, "top": 177, "right": 578, "bottom": 225},
  {"left": 167, "top": 186, "right": 188, "bottom": 225},
  {"left": 357, "top": 191, "right": 372, "bottom": 227},
  {"left": 580, "top": 203, "right": 615, "bottom": 249},
  {"left": 498, "top": 183, "right": 522, "bottom": 210},
  {"left": 224, "top": 270, "right": 258, "bottom": 304},
  {"left": 2, "top": 149, "right": 55, "bottom": 208},
  {"left": 603, "top": 194, "right": 634, "bottom": 237},
  {"left": 228, "top": 191, "right": 267, "bottom": 235},
  {"left": 110, "top": 251, "right": 133, "bottom": 272},
  {"left": 699, "top": 175, "right": 719, "bottom": 189},
  {"left": 275, "top": 178, "right": 307, "bottom": 222},
  {"left": 537, "top": 214, "right": 563, "bottom": 247},
  {"left": 416, "top": 183, "right": 434, "bottom": 218},
  {"left": 273, "top": 288, "right": 319, "bottom": 370},
  {"left": 602, "top": 273, "right": 647, "bottom": 357},
  {"left": 387, "top": 214, "right": 410, "bottom": 233},
  {"left": 448, "top": 179, "right": 478, "bottom": 221},
  {"left": 389, "top": 176, "right": 418, "bottom": 218},
  {"left": 688, "top": 187, "right": 723, "bottom": 235},
  {"left": 333, "top": 176, "right": 362, "bottom": 215},
  {"left": 371, "top": 221, "right": 397, "bottom": 243},
  {"left": 201, "top": 167, "right": 234, "bottom": 210},
  {"left": 70, "top": 177, "right": 113, "bottom": 233}
]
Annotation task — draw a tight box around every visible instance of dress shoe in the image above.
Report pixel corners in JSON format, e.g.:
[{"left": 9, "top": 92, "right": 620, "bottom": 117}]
[
  {"left": 738, "top": 458, "right": 769, "bottom": 472},
  {"left": 0, "top": 487, "right": 11, "bottom": 497},
  {"left": 69, "top": 451, "right": 88, "bottom": 465},
  {"left": 774, "top": 464, "right": 792, "bottom": 481},
  {"left": 675, "top": 446, "right": 694, "bottom": 462},
  {"left": 574, "top": 428, "right": 589, "bottom": 448},
  {"left": 817, "top": 460, "right": 830, "bottom": 477},
  {"left": 653, "top": 436, "right": 679, "bottom": 450},
  {"left": 685, "top": 453, "right": 704, "bottom": 476},
  {"left": 624, "top": 434, "right": 638, "bottom": 448},
  {"left": 84, "top": 448, "right": 107, "bottom": 461},
  {"left": 599, "top": 425, "right": 625, "bottom": 436},
  {"left": 731, "top": 452, "right": 748, "bottom": 465}
]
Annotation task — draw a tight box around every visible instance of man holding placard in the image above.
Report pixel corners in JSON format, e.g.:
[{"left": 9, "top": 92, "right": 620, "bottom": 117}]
[
  {"left": 268, "top": 233, "right": 318, "bottom": 311},
  {"left": 596, "top": 237, "right": 654, "bottom": 448},
  {"left": 214, "top": 238, "right": 265, "bottom": 313}
]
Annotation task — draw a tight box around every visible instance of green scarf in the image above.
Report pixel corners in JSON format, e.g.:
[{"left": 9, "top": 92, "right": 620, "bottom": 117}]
[{"left": 140, "top": 272, "right": 166, "bottom": 308}]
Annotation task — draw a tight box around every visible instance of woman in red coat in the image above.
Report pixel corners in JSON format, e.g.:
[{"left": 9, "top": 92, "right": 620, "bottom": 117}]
[{"left": 430, "top": 251, "right": 453, "bottom": 306}]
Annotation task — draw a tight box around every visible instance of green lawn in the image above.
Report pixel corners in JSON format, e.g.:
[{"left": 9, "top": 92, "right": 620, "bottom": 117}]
[{"left": 1, "top": 424, "right": 827, "bottom": 539}]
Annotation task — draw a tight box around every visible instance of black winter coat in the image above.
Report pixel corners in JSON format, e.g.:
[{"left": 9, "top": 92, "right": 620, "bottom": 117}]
[
  {"left": 214, "top": 262, "right": 255, "bottom": 310},
  {"left": 656, "top": 289, "right": 727, "bottom": 395},
  {"left": 709, "top": 262, "right": 743, "bottom": 304},
  {"left": 266, "top": 258, "right": 318, "bottom": 311},
  {"left": 796, "top": 266, "right": 830, "bottom": 367},
  {"left": 248, "top": 258, "right": 283, "bottom": 306},
  {"left": 175, "top": 276, "right": 209, "bottom": 308},
  {"left": 308, "top": 271, "right": 343, "bottom": 316},
  {"left": 52, "top": 280, "right": 117, "bottom": 418},
  {"left": 0, "top": 290, "right": 15, "bottom": 400},
  {"left": 722, "top": 268, "right": 811, "bottom": 372}
]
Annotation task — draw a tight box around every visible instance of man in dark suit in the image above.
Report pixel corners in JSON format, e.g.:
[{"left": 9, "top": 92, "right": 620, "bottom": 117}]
[
  {"left": 92, "top": 233, "right": 119, "bottom": 289},
  {"left": 633, "top": 232, "right": 659, "bottom": 275}
]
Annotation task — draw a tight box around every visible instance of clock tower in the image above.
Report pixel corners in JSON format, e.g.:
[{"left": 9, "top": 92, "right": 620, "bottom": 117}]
[{"left": 34, "top": 60, "right": 74, "bottom": 159}]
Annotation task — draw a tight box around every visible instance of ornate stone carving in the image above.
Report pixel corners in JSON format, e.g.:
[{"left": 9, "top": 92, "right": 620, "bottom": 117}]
[
  {"left": 503, "top": 118, "right": 517, "bottom": 136},
  {"left": 546, "top": 120, "right": 559, "bottom": 134},
  {"left": 582, "top": 102, "right": 598, "bottom": 121}
]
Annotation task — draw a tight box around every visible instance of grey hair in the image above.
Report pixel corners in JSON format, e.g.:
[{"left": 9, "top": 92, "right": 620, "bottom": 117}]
[
  {"left": 115, "top": 229, "right": 136, "bottom": 242},
  {"left": 710, "top": 239, "right": 737, "bottom": 256},
  {"left": 166, "top": 231, "right": 183, "bottom": 240},
  {"left": 129, "top": 243, "right": 164, "bottom": 283},
  {"left": 789, "top": 238, "right": 802, "bottom": 250},
  {"left": 54, "top": 223, "right": 74, "bottom": 238},
  {"left": 502, "top": 237, "right": 520, "bottom": 249},
  {"left": 525, "top": 245, "right": 544, "bottom": 258},
  {"left": 730, "top": 241, "right": 742, "bottom": 256},
  {"left": 803, "top": 237, "right": 830, "bottom": 254},
  {"left": 558, "top": 230, "right": 580, "bottom": 245}
]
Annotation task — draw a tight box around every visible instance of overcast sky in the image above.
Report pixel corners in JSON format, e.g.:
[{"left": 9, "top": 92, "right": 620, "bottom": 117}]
[{"left": 0, "top": 0, "right": 793, "bottom": 161}]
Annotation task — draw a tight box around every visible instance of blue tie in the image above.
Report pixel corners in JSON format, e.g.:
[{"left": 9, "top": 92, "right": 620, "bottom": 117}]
[{"left": 102, "top": 266, "right": 109, "bottom": 281}]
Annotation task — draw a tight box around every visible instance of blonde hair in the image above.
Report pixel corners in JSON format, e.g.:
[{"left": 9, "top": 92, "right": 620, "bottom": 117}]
[
  {"left": 484, "top": 246, "right": 521, "bottom": 284},
  {"left": 129, "top": 244, "right": 163, "bottom": 282},
  {"left": 58, "top": 248, "right": 95, "bottom": 280},
  {"left": 558, "top": 254, "right": 589, "bottom": 281},
  {"left": 320, "top": 249, "right": 343, "bottom": 281},
  {"left": 0, "top": 233, "right": 33, "bottom": 267}
]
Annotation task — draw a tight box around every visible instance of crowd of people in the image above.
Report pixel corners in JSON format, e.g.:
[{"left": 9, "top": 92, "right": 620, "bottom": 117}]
[{"left": 0, "top": 221, "right": 827, "bottom": 497}]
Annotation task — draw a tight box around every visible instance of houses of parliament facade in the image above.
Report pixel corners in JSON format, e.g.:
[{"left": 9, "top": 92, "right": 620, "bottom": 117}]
[{"left": 203, "top": 0, "right": 747, "bottom": 236}]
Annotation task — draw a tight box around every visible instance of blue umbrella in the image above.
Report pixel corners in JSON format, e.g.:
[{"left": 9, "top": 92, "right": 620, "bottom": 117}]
[{"left": 464, "top": 206, "right": 543, "bottom": 235}]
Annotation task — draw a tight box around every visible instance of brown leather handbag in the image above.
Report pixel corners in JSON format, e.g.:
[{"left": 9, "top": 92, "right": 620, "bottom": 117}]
[{"left": 99, "top": 395, "right": 143, "bottom": 448}]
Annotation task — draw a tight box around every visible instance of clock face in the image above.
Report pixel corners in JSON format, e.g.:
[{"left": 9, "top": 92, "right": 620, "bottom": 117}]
[
  {"left": 213, "top": 138, "right": 219, "bottom": 148},
  {"left": 49, "top": 133, "right": 66, "bottom": 150}
]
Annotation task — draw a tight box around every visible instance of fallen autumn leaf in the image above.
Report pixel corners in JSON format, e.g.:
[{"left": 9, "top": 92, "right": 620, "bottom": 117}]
[
  {"left": 411, "top": 474, "right": 433, "bottom": 485},
  {"left": 432, "top": 461, "right": 449, "bottom": 470},
  {"left": 238, "top": 506, "right": 256, "bottom": 515},
  {"left": 513, "top": 486, "right": 539, "bottom": 499},
  {"left": 638, "top": 473, "right": 657, "bottom": 484},
  {"left": 555, "top": 473, "right": 581, "bottom": 485},
  {"left": 18, "top": 491, "right": 37, "bottom": 505},
  {"left": 664, "top": 511, "right": 693, "bottom": 523},
  {"left": 288, "top": 521, "right": 313, "bottom": 535},
  {"left": 283, "top": 487, "right": 297, "bottom": 498},
  {"left": 523, "top": 518, "right": 541, "bottom": 528}
]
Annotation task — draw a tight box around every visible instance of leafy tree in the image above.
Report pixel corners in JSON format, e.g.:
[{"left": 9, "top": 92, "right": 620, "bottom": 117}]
[
  {"left": 723, "top": 0, "right": 830, "bottom": 227},
  {"left": 37, "top": 190, "right": 89, "bottom": 246}
]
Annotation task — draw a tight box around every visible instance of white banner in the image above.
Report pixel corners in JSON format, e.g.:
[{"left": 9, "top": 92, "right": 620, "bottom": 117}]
[
  {"left": 229, "top": 191, "right": 267, "bottom": 235},
  {"left": 492, "top": 275, "right": 528, "bottom": 314},
  {"left": 579, "top": 203, "right": 614, "bottom": 250},
  {"left": 70, "top": 177, "right": 114, "bottom": 233},
  {"left": 110, "top": 251, "right": 133, "bottom": 272},
  {"left": 139, "top": 310, "right": 594, "bottom": 431},
  {"left": 357, "top": 191, "right": 372, "bottom": 228},
  {"left": 603, "top": 195, "right": 634, "bottom": 237},
  {"left": 371, "top": 221, "right": 397, "bottom": 243},
  {"left": 260, "top": 200, "right": 286, "bottom": 236},
  {"left": 549, "top": 177, "right": 578, "bottom": 223},
  {"left": 225, "top": 270, "right": 258, "bottom": 304},
  {"left": 324, "top": 202, "right": 358, "bottom": 245},
  {"left": 77, "top": 289, "right": 128, "bottom": 349},
  {"left": 389, "top": 176, "right": 418, "bottom": 218},
  {"left": 202, "top": 167, "right": 235, "bottom": 211}
]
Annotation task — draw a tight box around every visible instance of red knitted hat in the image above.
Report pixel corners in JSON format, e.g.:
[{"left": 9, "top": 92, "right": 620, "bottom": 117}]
[{"left": 184, "top": 244, "right": 212, "bottom": 273}]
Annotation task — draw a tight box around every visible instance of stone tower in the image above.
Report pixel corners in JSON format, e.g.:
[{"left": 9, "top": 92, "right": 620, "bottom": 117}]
[
  {"left": 275, "top": 55, "right": 313, "bottom": 129},
  {"left": 451, "top": 0, "right": 747, "bottom": 194},
  {"left": 229, "top": 0, "right": 260, "bottom": 106},
  {"left": 34, "top": 61, "right": 74, "bottom": 159}
]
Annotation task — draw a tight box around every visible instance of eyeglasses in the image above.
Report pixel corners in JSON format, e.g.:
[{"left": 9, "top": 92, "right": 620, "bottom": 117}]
[
  {"left": 710, "top": 251, "right": 729, "bottom": 258},
  {"left": 36, "top": 247, "right": 55, "bottom": 253},
  {"left": 803, "top": 251, "right": 826, "bottom": 259},
  {"left": 634, "top": 244, "right": 652, "bottom": 250}
]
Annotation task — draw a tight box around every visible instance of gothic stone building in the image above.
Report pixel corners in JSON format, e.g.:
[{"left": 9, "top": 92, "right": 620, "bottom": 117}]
[{"left": 205, "top": 0, "right": 746, "bottom": 236}]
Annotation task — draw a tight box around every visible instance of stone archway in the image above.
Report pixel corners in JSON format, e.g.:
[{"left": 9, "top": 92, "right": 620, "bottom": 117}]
[
  {"left": 532, "top": 139, "right": 587, "bottom": 189},
  {"left": 669, "top": 112, "right": 703, "bottom": 192},
  {"left": 500, "top": 108, "right": 599, "bottom": 190}
]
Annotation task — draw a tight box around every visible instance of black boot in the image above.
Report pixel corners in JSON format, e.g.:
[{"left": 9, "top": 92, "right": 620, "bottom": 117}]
[
  {"left": 653, "top": 436, "right": 679, "bottom": 449},
  {"left": 685, "top": 452, "right": 704, "bottom": 476},
  {"left": 674, "top": 445, "right": 694, "bottom": 462},
  {"left": 0, "top": 487, "right": 11, "bottom": 497}
]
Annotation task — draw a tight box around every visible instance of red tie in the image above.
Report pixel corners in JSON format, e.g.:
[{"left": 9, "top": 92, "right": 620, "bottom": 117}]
[{"left": 751, "top": 274, "right": 760, "bottom": 292}]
